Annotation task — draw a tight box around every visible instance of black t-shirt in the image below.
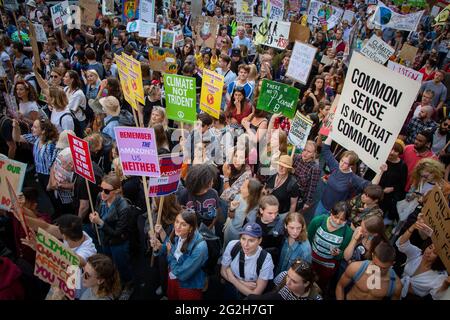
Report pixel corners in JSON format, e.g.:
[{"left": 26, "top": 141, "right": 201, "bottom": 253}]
[
  {"left": 143, "top": 98, "right": 164, "bottom": 127},
  {"left": 266, "top": 174, "right": 300, "bottom": 214},
  {"left": 73, "top": 162, "right": 103, "bottom": 224},
  {"left": 0, "top": 115, "right": 13, "bottom": 157},
  {"left": 178, "top": 188, "right": 220, "bottom": 226},
  {"left": 122, "top": 176, "right": 146, "bottom": 211}
]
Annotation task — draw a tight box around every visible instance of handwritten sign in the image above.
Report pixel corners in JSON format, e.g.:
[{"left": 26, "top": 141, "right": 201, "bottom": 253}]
[
  {"left": 115, "top": 127, "right": 161, "bottom": 177},
  {"left": 252, "top": 17, "right": 291, "bottom": 50},
  {"left": 0, "top": 156, "right": 27, "bottom": 211},
  {"left": 286, "top": 41, "right": 317, "bottom": 85},
  {"left": 360, "top": 35, "right": 395, "bottom": 65},
  {"left": 148, "top": 47, "right": 178, "bottom": 74},
  {"left": 387, "top": 61, "right": 423, "bottom": 82},
  {"left": 257, "top": 79, "right": 300, "bottom": 119},
  {"left": 50, "top": 0, "right": 71, "bottom": 29},
  {"left": 288, "top": 111, "right": 314, "bottom": 149}
]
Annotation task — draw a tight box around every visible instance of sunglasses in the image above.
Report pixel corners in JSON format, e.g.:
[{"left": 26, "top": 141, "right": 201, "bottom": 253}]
[
  {"left": 50, "top": 75, "right": 59, "bottom": 78},
  {"left": 101, "top": 188, "right": 115, "bottom": 195}
]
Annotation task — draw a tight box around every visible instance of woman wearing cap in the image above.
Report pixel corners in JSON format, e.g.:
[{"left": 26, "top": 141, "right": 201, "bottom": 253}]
[
  {"left": 248, "top": 260, "right": 322, "bottom": 300},
  {"left": 221, "top": 222, "right": 275, "bottom": 299},
  {"left": 150, "top": 209, "right": 208, "bottom": 300},
  {"left": 265, "top": 155, "right": 300, "bottom": 215},
  {"left": 63, "top": 70, "right": 88, "bottom": 132},
  {"left": 14, "top": 80, "right": 40, "bottom": 125},
  {"left": 99, "top": 96, "right": 121, "bottom": 141},
  {"left": 12, "top": 118, "right": 58, "bottom": 192}
]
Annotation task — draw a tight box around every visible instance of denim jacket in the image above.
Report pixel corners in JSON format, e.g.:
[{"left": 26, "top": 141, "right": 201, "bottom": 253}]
[
  {"left": 277, "top": 238, "right": 312, "bottom": 274},
  {"left": 155, "top": 230, "right": 208, "bottom": 289}
]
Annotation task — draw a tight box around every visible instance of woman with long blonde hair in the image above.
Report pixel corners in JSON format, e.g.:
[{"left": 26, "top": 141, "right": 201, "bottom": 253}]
[{"left": 48, "top": 86, "right": 73, "bottom": 133}]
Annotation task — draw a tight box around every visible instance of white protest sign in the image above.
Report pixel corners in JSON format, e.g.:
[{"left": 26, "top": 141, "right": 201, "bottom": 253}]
[
  {"left": 288, "top": 111, "right": 314, "bottom": 149},
  {"left": 127, "top": 20, "right": 140, "bottom": 33},
  {"left": 33, "top": 24, "right": 48, "bottom": 43},
  {"left": 236, "top": 0, "right": 254, "bottom": 24},
  {"left": 307, "top": 0, "right": 344, "bottom": 30},
  {"left": 387, "top": 61, "right": 423, "bottom": 82},
  {"left": 360, "top": 34, "right": 395, "bottom": 65},
  {"left": 330, "top": 52, "right": 421, "bottom": 173},
  {"left": 342, "top": 10, "right": 355, "bottom": 24},
  {"left": 102, "top": 0, "right": 115, "bottom": 15},
  {"left": 173, "top": 25, "right": 184, "bottom": 48},
  {"left": 252, "top": 17, "right": 290, "bottom": 50},
  {"left": 139, "top": 0, "right": 155, "bottom": 23},
  {"left": 4, "top": 0, "right": 19, "bottom": 11},
  {"left": 372, "top": 3, "right": 424, "bottom": 32},
  {"left": 139, "top": 21, "right": 157, "bottom": 38},
  {"left": 286, "top": 41, "right": 317, "bottom": 85},
  {"left": 50, "top": 0, "right": 71, "bottom": 29},
  {"left": 262, "top": 0, "right": 285, "bottom": 20}
]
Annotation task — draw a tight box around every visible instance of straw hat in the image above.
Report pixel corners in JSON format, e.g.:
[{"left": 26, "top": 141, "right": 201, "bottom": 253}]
[
  {"left": 56, "top": 130, "right": 75, "bottom": 149},
  {"left": 99, "top": 96, "right": 120, "bottom": 117},
  {"left": 276, "top": 155, "right": 294, "bottom": 171},
  {"left": 26, "top": 0, "right": 37, "bottom": 8}
]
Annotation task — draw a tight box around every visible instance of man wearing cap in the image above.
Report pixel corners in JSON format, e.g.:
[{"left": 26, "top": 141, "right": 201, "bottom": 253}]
[
  {"left": 98, "top": 96, "right": 121, "bottom": 141},
  {"left": 221, "top": 222, "right": 274, "bottom": 299}
]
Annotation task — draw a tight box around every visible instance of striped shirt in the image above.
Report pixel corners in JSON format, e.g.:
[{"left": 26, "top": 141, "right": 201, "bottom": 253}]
[{"left": 23, "top": 134, "right": 57, "bottom": 175}]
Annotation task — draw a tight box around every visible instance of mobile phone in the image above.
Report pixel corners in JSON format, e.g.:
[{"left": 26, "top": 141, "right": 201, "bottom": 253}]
[{"left": 421, "top": 224, "right": 434, "bottom": 238}]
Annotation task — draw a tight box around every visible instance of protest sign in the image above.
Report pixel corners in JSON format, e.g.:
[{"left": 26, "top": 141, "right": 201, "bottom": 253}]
[
  {"left": 408, "top": 0, "right": 426, "bottom": 8},
  {"left": 102, "top": 0, "right": 115, "bottom": 15},
  {"left": 193, "top": 16, "right": 219, "bottom": 48},
  {"left": 28, "top": 22, "right": 41, "bottom": 70},
  {"left": 372, "top": 3, "right": 424, "bottom": 31},
  {"left": 307, "top": 0, "right": 344, "bottom": 30},
  {"left": 289, "top": 23, "right": 310, "bottom": 43},
  {"left": 431, "top": 5, "right": 441, "bottom": 17},
  {"left": 399, "top": 43, "right": 419, "bottom": 63},
  {"left": 0, "top": 156, "right": 27, "bottom": 211},
  {"left": 262, "top": 0, "right": 285, "bottom": 20},
  {"left": 33, "top": 23, "right": 48, "bottom": 43},
  {"left": 122, "top": 53, "right": 145, "bottom": 104},
  {"left": 123, "top": 0, "right": 139, "bottom": 23},
  {"left": 256, "top": 79, "right": 300, "bottom": 119},
  {"left": 160, "top": 29, "right": 176, "bottom": 49},
  {"left": 387, "top": 61, "right": 423, "bottom": 82},
  {"left": 148, "top": 47, "right": 178, "bottom": 74},
  {"left": 115, "top": 127, "right": 161, "bottom": 177},
  {"left": 139, "top": 0, "right": 155, "bottom": 23},
  {"left": 139, "top": 21, "right": 157, "bottom": 38},
  {"left": 360, "top": 35, "right": 395, "bottom": 65},
  {"left": 173, "top": 25, "right": 185, "bottom": 47},
  {"left": 4, "top": 0, "right": 19, "bottom": 11},
  {"left": 127, "top": 20, "right": 140, "bottom": 33},
  {"left": 200, "top": 69, "right": 224, "bottom": 119},
  {"left": 423, "top": 185, "right": 450, "bottom": 273},
  {"left": 50, "top": 0, "right": 71, "bottom": 29},
  {"left": 342, "top": 9, "right": 355, "bottom": 24},
  {"left": 434, "top": 4, "right": 449, "bottom": 25},
  {"left": 67, "top": 134, "right": 95, "bottom": 183},
  {"left": 330, "top": 52, "right": 421, "bottom": 173},
  {"left": 236, "top": 0, "right": 254, "bottom": 23},
  {"left": 164, "top": 74, "right": 197, "bottom": 124},
  {"left": 288, "top": 111, "right": 314, "bottom": 149},
  {"left": 34, "top": 228, "right": 80, "bottom": 300},
  {"left": 115, "top": 54, "right": 137, "bottom": 109},
  {"left": 191, "top": 0, "right": 203, "bottom": 18},
  {"left": 148, "top": 154, "right": 183, "bottom": 197},
  {"left": 286, "top": 41, "right": 317, "bottom": 85},
  {"left": 319, "top": 94, "right": 340, "bottom": 136},
  {"left": 79, "top": 0, "right": 97, "bottom": 26},
  {"left": 252, "top": 17, "right": 290, "bottom": 50}
]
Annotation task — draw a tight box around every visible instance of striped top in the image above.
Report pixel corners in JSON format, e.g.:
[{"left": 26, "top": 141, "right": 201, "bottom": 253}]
[{"left": 23, "top": 134, "right": 57, "bottom": 175}]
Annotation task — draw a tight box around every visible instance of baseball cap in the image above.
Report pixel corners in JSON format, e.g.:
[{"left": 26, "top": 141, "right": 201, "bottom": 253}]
[
  {"left": 231, "top": 48, "right": 241, "bottom": 57},
  {"left": 239, "top": 222, "right": 262, "bottom": 238}
]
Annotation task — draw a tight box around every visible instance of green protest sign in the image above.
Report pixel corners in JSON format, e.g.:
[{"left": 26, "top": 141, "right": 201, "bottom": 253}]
[
  {"left": 256, "top": 79, "right": 300, "bottom": 119},
  {"left": 163, "top": 74, "right": 197, "bottom": 124},
  {"left": 408, "top": 0, "right": 426, "bottom": 8}
]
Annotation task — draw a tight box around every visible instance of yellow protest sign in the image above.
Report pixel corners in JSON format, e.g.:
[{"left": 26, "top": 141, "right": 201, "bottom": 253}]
[
  {"left": 122, "top": 53, "right": 145, "bottom": 104},
  {"left": 200, "top": 69, "right": 224, "bottom": 119},
  {"left": 115, "top": 54, "right": 137, "bottom": 110}
]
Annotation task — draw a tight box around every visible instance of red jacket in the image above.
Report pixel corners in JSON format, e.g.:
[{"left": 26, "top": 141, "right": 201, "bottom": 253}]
[{"left": 0, "top": 257, "right": 25, "bottom": 300}]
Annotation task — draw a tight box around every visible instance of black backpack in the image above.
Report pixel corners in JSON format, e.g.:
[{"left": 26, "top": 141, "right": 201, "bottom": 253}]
[
  {"left": 192, "top": 223, "right": 222, "bottom": 276},
  {"left": 105, "top": 109, "right": 136, "bottom": 127},
  {"left": 230, "top": 241, "right": 268, "bottom": 279},
  {"left": 59, "top": 111, "right": 84, "bottom": 137}
]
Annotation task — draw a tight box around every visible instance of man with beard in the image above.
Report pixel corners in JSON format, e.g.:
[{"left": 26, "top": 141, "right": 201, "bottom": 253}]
[
  {"left": 405, "top": 105, "right": 438, "bottom": 145},
  {"left": 431, "top": 117, "right": 450, "bottom": 155}
]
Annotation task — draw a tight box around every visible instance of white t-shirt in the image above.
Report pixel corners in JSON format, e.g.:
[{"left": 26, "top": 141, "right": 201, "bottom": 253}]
[
  {"left": 19, "top": 101, "right": 39, "bottom": 118},
  {"left": 0, "top": 51, "right": 10, "bottom": 73},
  {"left": 65, "top": 87, "right": 87, "bottom": 122},
  {"left": 221, "top": 240, "right": 274, "bottom": 282},
  {"left": 51, "top": 107, "right": 75, "bottom": 133},
  {"left": 64, "top": 231, "right": 97, "bottom": 263}
]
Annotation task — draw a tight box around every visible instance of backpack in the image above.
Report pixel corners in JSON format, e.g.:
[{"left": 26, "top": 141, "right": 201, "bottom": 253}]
[
  {"left": 59, "top": 111, "right": 84, "bottom": 137},
  {"left": 124, "top": 201, "right": 145, "bottom": 258},
  {"left": 230, "top": 241, "right": 268, "bottom": 279},
  {"left": 192, "top": 223, "right": 222, "bottom": 276},
  {"left": 105, "top": 109, "right": 135, "bottom": 127}
]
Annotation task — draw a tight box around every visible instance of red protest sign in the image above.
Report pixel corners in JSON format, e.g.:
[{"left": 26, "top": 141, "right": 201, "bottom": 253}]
[{"left": 67, "top": 134, "right": 95, "bottom": 183}]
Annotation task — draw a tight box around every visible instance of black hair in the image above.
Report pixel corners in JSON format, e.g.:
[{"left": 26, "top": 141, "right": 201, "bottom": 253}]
[
  {"left": 169, "top": 208, "right": 198, "bottom": 253},
  {"left": 330, "top": 201, "right": 351, "bottom": 220},
  {"left": 22, "top": 187, "right": 39, "bottom": 204},
  {"left": 421, "top": 238, "right": 446, "bottom": 271},
  {"left": 373, "top": 242, "right": 396, "bottom": 263},
  {"left": 418, "top": 129, "right": 434, "bottom": 144},
  {"left": 185, "top": 164, "right": 218, "bottom": 195},
  {"left": 54, "top": 215, "right": 83, "bottom": 241}
]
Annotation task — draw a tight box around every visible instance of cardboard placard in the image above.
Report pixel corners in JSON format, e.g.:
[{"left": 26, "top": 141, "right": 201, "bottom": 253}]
[
  {"left": 262, "top": 0, "right": 285, "bottom": 20},
  {"left": 122, "top": 53, "right": 145, "bottom": 104},
  {"left": 193, "top": 16, "right": 219, "bottom": 49},
  {"left": 423, "top": 185, "right": 450, "bottom": 273},
  {"left": 139, "top": 0, "right": 155, "bottom": 23},
  {"left": 102, "top": 0, "right": 115, "bottom": 15},
  {"left": 0, "top": 155, "right": 27, "bottom": 211},
  {"left": 115, "top": 127, "right": 161, "bottom": 177},
  {"left": 122, "top": 0, "right": 139, "bottom": 23},
  {"left": 148, "top": 47, "right": 178, "bottom": 74},
  {"left": 289, "top": 23, "right": 310, "bottom": 43},
  {"left": 164, "top": 74, "right": 197, "bottom": 124},
  {"left": 256, "top": 79, "right": 300, "bottom": 119},
  {"left": 28, "top": 22, "right": 41, "bottom": 70},
  {"left": 330, "top": 53, "right": 421, "bottom": 173},
  {"left": 307, "top": 0, "right": 344, "bottom": 30},
  {"left": 33, "top": 23, "right": 48, "bottom": 43},
  {"left": 79, "top": 0, "right": 98, "bottom": 26},
  {"left": 50, "top": 0, "right": 71, "bottom": 29},
  {"left": 399, "top": 43, "right": 419, "bottom": 63}
]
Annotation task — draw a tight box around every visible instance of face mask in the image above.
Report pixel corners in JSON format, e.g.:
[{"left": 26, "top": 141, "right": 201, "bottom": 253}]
[{"left": 329, "top": 217, "right": 345, "bottom": 229}]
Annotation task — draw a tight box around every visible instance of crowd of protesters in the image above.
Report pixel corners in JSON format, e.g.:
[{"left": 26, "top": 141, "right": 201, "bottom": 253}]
[{"left": 0, "top": 0, "right": 449, "bottom": 301}]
